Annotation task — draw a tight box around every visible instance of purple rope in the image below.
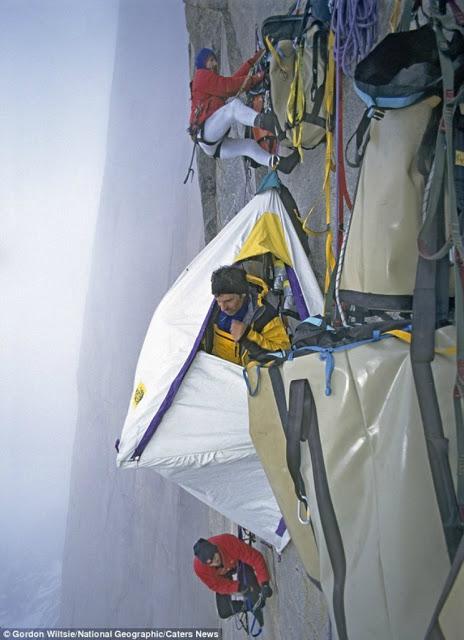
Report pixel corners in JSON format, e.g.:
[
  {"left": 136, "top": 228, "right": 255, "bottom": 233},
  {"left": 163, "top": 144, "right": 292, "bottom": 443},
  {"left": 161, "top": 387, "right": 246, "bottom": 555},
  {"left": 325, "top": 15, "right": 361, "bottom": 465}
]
[{"left": 331, "top": 0, "right": 378, "bottom": 77}]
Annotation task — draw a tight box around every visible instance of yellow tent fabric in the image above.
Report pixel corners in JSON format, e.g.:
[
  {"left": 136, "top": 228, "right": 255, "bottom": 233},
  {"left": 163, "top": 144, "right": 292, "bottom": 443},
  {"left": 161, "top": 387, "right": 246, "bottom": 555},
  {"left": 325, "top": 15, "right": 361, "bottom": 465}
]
[{"left": 234, "top": 212, "right": 293, "bottom": 266}]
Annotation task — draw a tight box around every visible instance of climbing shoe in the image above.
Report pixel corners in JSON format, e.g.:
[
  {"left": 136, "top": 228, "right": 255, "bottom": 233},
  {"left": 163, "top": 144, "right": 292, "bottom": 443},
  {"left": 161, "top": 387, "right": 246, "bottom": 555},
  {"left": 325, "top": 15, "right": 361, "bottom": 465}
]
[
  {"left": 254, "top": 111, "right": 278, "bottom": 133},
  {"left": 271, "top": 150, "right": 300, "bottom": 174}
]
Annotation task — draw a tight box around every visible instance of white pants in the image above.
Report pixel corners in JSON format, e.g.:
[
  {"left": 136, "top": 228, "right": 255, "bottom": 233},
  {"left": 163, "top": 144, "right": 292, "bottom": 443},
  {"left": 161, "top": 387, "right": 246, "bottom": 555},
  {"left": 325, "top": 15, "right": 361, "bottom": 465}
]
[{"left": 199, "top": 98, "right": 273, "bottom": 167}]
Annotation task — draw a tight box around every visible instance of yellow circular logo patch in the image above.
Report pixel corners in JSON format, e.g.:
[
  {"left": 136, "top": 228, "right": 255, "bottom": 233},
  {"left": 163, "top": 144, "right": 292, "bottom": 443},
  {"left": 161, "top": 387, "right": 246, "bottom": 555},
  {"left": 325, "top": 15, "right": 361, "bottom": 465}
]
[{"left": 133, "top": 382, "right": 146, "bottom": 407}]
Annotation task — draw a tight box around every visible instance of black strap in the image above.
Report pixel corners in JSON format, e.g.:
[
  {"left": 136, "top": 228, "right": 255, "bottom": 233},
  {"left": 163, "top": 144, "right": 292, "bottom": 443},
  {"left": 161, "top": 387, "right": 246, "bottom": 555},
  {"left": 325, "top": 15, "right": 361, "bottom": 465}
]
[
  {"left": 297, "top": 0, "right": 312, "bottom": 43},
  {"left": 286, "top": 379, "right": 313, "bottom": 504},
  {"left": 411, "top": 214, "right": 463, "bottom": 561},
  {"left": 302, "top": 111, "right": 326, "bottom": 129},
  {"left": 345, "top": 109, "right": 373, "bottom": 169},
  {"left": 411, "top": 11, "right": 464, "bottom": 561},
  {"left": 286, "top": 378, "right": 348, "bottom": 640},
  {"left": 425, "top": 534, "right": 464, "bottom": 638},
  {"left": 268, "top": 366, "right": 309, "bottom": 506}
]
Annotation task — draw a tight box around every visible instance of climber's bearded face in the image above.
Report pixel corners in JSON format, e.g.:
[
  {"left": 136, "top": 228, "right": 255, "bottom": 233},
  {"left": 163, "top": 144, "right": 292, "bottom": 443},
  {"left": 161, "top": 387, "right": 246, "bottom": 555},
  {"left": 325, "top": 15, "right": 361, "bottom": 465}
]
[
  {"left": 215, "top": 293, "right": 246, "bottom": 316},
  {"left": 206, "top": 54, "right": 218, "bottom": 72}
]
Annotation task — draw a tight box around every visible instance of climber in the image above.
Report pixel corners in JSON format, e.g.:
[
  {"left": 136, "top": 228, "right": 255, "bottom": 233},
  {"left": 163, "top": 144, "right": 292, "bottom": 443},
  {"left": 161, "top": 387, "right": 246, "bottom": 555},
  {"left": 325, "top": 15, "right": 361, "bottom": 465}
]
[
  {"left": 203, "top": 265, "right": 291, "bottom": 365},
  {"left": 193, "top": 534, "right": 273, "bottom": 620},
  {"left": 190, "top": 48, "right": 300, "bottom": 174}
]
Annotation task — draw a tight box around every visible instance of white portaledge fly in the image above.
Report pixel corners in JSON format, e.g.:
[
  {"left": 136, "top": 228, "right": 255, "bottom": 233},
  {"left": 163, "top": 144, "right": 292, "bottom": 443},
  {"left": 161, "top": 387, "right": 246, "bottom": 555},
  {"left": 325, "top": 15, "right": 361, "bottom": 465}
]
[{"left": 116, "top": 189, "right": 323, "bottom": 551}]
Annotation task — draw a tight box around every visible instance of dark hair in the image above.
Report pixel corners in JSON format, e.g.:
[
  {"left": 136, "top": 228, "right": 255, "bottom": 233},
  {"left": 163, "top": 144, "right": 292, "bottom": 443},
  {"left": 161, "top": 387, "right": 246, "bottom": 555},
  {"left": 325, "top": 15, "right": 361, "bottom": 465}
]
[
  {"left": 193, "top": 538, "right": 218, "bottom": 564},
  {"left": 211, "top": 266, "right": 249, "bottom": 296}
]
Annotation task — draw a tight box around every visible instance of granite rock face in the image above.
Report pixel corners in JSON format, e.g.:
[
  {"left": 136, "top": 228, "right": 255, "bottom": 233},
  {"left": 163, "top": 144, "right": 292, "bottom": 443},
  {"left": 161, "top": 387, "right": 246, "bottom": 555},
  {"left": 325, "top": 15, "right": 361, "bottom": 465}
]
[{"left": 184, "top": 0, "right": 364, "bottom": 287}]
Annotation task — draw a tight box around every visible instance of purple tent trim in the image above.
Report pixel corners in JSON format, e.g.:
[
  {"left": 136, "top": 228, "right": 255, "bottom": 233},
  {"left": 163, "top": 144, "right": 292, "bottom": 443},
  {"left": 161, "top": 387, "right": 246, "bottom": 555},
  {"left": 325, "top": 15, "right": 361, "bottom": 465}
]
[
  {"left": 286, "top": 266, "right": 309, "bottom": 320},
  {"left": 275, "top": 517, "right": 287, "bottom": 537},
  {"left": 132, "top": 300, "right": 215, "bottom": 460}
]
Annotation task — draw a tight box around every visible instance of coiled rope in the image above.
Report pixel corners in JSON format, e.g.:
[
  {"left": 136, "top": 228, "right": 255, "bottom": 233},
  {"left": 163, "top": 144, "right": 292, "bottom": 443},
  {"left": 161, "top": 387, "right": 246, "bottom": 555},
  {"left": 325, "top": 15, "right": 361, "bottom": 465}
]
[{"left": 331, "top": 0, "right": 378, "bottom": 77}]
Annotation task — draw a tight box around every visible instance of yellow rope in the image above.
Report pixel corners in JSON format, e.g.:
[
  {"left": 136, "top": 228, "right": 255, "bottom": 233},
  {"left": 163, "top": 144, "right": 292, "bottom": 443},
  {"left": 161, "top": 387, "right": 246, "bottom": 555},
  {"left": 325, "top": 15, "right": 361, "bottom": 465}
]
[{"left": 389, "top": 0, "right": 402, "bottom": 32}]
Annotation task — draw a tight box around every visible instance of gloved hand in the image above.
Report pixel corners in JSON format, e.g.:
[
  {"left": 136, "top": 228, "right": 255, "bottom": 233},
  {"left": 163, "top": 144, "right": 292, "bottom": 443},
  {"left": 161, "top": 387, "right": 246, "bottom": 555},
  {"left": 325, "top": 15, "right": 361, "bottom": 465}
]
[
  {"left": 260, "top": 582, "right": 273, "bottom": 599},
  {"left": 248, "top": 48, "right": 265, "bottom": 66},
  {"left": 251, "top": 70, "right": 265, "bottom": 87}
]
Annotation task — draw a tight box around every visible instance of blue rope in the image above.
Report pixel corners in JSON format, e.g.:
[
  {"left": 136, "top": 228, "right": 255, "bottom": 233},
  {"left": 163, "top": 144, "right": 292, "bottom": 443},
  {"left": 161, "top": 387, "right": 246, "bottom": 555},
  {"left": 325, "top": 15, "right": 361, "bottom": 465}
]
[
  {"left": 243, "top": 366, "right": 262, "bottom": 397},
  {"left": 292, "top": 330, "right": 388, "bottom": 395}
]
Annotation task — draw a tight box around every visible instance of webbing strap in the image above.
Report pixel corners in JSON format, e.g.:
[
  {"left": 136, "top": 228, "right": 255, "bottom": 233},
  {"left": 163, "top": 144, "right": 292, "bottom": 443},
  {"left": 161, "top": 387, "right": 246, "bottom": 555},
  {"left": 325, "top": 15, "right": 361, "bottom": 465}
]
[
  {"left": 454, "top": 250, "right": 464, "bottom": 514},
  {"left": 268, "top": 366, "right": 308, "bottom": 509},
  {"left": 265, "top": 36, "right": 288, "bottom": 75},
  {"left": 431, "top": 12, "right": 464, "bottom": 522},
  {"left": 287, "top": 43, "right": 305, "bottom": 159}
]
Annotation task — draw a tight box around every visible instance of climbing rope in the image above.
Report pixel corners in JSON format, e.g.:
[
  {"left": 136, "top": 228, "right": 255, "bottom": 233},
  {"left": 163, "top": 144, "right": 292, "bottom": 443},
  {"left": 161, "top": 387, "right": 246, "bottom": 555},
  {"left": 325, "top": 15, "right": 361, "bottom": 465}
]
[{"left": 331, "top": 0, "right": 378, "bottom": 77}]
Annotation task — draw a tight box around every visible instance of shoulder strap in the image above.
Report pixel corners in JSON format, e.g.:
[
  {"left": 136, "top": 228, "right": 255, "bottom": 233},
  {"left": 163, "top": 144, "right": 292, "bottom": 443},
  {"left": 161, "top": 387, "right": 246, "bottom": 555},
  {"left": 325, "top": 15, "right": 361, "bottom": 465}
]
[
  {"left": 284, "top": 376, "right": 349, "bottom": 640},
  {"left": 251, "top": 300, "right": 278, "bottom": 333}
]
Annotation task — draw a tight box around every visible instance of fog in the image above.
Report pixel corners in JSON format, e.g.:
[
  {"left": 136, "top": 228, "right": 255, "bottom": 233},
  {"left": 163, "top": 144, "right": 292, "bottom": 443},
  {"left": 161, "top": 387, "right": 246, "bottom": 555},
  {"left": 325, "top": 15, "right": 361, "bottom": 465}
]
[{"left": 0, "top": 0, "right": 203, "bottom": 625}]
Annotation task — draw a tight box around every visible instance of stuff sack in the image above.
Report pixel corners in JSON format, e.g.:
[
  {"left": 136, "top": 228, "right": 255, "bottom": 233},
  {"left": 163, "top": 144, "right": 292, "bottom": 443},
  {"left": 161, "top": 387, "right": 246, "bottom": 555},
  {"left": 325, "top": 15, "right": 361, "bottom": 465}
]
[
  {"left": 354, "top": 24, "right": 464, "bottom": 110},
  {"left": 269, "top": 327, "right": 456, "bottom": 639}
]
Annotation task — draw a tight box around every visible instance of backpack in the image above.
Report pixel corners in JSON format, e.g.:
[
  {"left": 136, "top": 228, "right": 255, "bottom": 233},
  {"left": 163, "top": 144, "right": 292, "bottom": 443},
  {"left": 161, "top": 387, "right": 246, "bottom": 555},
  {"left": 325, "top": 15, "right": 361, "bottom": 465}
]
[{"left": 267, "top": 20, "right": 328, "bottom": 151}]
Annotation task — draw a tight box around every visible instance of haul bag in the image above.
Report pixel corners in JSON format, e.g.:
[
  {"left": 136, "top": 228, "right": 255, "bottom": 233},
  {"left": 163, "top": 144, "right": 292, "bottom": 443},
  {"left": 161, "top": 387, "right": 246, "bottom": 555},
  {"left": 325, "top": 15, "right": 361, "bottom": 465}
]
[
  {"left": 269, "top": 22, "right": 327, "bottom": 149},
  {"left": 247, "top": 365, "right": 320, "bottom": 582},
  {"left": 339, "top": 96, "right": 441, "bottom": 310},
  {"left": 274, "top": 327, "right": 456, "bottom": 639}
]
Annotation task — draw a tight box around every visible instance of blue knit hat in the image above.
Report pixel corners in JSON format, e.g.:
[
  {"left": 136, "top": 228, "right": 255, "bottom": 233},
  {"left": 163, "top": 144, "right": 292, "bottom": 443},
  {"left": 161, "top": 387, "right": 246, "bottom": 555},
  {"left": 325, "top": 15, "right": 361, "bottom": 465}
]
[{"left": 195, "top": 48, "right": 215, "bottom": 70}]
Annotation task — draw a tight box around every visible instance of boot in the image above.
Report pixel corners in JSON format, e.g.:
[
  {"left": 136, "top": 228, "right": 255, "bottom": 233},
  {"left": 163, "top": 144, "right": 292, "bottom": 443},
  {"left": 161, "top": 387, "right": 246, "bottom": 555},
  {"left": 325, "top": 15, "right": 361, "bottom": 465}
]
[
  {"left": 271, "top": 150, "right": 300, "bottom": 175},
  {"left": 254, "top": 111, "right": 278, "bottom": 133}
]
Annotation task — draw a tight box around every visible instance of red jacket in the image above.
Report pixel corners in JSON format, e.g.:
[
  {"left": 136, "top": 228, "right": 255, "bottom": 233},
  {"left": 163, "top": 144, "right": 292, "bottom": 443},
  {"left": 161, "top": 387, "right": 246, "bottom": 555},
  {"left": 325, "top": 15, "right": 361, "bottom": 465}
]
[
  {"left": 193, "top": 533, "right": 270, "bottom": 595},
  {"left": 190, "top": 52, "right": 263, "bottom": 127}
]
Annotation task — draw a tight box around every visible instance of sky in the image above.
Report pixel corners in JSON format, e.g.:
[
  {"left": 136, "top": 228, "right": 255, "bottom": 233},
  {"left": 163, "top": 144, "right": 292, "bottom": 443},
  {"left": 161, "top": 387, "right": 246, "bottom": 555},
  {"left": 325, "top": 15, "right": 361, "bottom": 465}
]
[
  {"left": 0, "top": 0, "right": 119, "bottom": 571},
  {"left": 0, "top": 0, "right": 202, "bottom": 624}
]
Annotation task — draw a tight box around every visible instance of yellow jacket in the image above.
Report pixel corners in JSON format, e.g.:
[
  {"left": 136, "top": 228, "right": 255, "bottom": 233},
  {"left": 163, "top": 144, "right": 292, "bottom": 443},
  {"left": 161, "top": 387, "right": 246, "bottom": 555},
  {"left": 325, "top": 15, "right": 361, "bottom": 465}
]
[{"left": 204, "top": 277, "right": 290, "bottom": 366}]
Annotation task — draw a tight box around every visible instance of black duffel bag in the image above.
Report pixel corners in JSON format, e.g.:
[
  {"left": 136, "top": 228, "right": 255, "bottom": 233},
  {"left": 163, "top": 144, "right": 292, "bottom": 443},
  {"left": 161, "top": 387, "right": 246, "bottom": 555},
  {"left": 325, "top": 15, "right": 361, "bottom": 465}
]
[
  {"left": 262, "top": 0, "right": 330, "bottom": 45},
  {"left": 354, "top": 24, "right": 464, "bottom": 110}
]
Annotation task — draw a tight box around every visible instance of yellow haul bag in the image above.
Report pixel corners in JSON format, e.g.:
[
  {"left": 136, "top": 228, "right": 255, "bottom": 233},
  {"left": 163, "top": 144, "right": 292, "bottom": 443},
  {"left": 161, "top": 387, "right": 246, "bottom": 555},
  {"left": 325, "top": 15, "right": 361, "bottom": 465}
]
[
  {"left": 247, "top": 366, "right": 320, "bottom": 582},
  {"left": 260, "top": 327, "right": 457, "bottom": 640}
]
